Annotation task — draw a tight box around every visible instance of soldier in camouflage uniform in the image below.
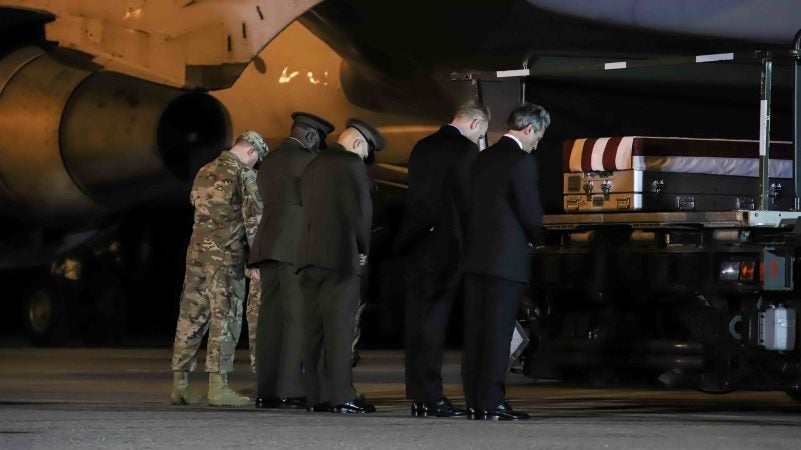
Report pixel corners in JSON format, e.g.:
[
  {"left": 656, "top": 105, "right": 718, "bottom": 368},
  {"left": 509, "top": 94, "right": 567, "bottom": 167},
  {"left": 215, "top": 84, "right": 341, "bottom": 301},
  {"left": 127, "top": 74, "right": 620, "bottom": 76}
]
[{"left": 170, "top": 130, "right": 268, "bottom": 407}]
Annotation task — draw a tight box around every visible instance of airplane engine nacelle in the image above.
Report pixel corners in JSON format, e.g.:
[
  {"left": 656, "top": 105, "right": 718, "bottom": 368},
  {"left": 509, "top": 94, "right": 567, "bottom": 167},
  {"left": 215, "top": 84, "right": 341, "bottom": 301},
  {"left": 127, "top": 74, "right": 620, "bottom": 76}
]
[{"left": 0, "top": 47, "right": 231, "bottom": 223}]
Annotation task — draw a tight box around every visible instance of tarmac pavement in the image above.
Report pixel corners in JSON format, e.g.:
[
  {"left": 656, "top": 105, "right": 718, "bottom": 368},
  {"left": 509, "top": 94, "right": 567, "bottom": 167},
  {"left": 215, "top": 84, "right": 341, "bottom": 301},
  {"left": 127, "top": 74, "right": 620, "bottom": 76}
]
[{"left": 1, "top": 348, "right": 801, "bottom": 449}]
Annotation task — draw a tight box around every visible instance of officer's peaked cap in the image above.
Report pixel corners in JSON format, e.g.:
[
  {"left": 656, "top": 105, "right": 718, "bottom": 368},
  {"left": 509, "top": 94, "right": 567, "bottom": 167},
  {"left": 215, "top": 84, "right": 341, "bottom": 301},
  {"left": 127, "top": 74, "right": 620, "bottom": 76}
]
[
  {"left": 346, "top": 118, "right": 385, "bottom": 152},
  {"left": 291, "top": 111, "right": 335, "bottom": 136}
]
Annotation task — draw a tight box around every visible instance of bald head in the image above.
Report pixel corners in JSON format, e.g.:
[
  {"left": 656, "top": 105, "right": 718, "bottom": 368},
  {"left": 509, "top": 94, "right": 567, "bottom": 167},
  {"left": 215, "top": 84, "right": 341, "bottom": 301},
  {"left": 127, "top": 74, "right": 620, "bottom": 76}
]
[{"left": 450, "top": 100, "right": 491, "bottom": 144}]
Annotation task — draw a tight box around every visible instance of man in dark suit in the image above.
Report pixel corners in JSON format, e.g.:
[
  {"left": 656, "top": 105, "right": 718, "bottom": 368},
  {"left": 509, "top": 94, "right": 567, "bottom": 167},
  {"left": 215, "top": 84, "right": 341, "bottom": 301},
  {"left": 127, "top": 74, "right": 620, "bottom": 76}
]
[
  {"left": 397, "top": 100, "right": 490, "bottom": 417},
  {"left": 296, "top": 119, "right": 384, "bottom": 414},
  {"left": 250, "top": 112, "right": 335, "bottom": 409},
  {"left": 462, "top": 103, "right": 550, "bottom": 421}
]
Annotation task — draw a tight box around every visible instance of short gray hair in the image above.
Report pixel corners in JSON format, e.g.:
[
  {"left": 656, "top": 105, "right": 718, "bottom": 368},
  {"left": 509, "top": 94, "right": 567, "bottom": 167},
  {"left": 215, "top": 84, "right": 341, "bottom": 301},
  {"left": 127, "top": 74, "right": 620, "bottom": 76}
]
[
  {"left": 454, "top": 99, "right": 491, "bottom": 123},
  {"left": 506, "top": 103, "right": 550, "bottom": 132}
]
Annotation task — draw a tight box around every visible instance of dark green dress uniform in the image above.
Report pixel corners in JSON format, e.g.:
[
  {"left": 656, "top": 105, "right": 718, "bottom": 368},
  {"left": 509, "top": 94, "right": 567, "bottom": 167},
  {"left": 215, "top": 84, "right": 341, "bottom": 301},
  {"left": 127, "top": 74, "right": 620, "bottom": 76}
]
[
  {"left": 297, "top": 143, "right": 373, "bottom": 407},
  {"left": 250, "top": 137, "right": 319, "bottom": 400}
]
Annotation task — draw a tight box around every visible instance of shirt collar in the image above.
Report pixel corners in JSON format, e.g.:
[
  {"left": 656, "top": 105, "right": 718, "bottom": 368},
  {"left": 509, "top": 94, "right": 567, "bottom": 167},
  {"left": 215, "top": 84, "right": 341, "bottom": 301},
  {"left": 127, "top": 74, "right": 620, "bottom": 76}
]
[
  {"left": 503, "top": 133, "right": 524, "bottom": 150},
  {"left": 287, "top": 136, "right": 307, "bottom": 148}
]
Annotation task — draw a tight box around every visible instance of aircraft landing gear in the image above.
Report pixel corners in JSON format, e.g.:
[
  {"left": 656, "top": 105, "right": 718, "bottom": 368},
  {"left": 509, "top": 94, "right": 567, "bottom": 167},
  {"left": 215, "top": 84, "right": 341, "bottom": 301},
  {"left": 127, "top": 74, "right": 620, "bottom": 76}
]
[
  {"left": 22, "top": 243, "right": 129, "bottom": 346},
  {"left": 23, "top": 275, "right": 77, "bottom": 346}
]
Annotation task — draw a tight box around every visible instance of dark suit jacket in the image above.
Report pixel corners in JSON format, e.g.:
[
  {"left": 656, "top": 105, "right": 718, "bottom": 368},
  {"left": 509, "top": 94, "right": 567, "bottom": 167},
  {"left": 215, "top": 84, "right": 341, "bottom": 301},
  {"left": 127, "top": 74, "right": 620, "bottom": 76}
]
[
  {"left": 250, "top": 138, "right": 319, "bottom": 265},
  {"left": 297, "top": 144, "right": 372, "bottom": 275},
  {"left": 462, "top": 136, "right": 543, "bottom": 283},
  {"left": 396, "top": 125, "right": 478, "bottom": 269}
]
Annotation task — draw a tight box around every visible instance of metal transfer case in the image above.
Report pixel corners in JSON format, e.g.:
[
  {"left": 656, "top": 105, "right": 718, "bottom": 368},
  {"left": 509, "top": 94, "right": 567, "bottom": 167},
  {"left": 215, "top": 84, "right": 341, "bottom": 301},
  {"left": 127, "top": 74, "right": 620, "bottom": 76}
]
[
  {"left": 563, "top": 171, "right": 795, "bottom": 212},
  {"left": 561, "top": 137, "right": 795, "bottom": 212}
]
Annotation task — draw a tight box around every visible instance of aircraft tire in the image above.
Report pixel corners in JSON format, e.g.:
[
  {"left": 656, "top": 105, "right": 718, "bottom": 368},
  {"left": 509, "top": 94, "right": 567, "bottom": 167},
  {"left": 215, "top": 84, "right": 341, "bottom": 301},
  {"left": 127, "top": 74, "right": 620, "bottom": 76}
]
[{"left": 22, "top": 276, "right": 75, "bottom": 346}]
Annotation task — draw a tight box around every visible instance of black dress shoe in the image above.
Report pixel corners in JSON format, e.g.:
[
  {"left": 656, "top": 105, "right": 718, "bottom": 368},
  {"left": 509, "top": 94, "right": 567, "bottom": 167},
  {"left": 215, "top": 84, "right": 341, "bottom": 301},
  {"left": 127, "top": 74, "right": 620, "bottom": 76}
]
[
  {"left": 433, "top": 398, "right": 467, "bottom": 417},
  {"left": 481, "top": 402, "right": 530, "bottom": 421},
  {"left": 332, "top": 398, "right": 376, "bottom": 414},
  {"left": 279, "top": 397, "right": 307, "bottom": 409},
  {"left": 306, "top": 402, "right": 331, "bottom": 412},
  {"left": 467, "top": 407, "right": 483, "bottom": 420},
  {"left": 411, "top": 398, "right": 467, "bottom": 417},
  {"left": 255, "top": 397, "right": 280, "bottom": 409}
]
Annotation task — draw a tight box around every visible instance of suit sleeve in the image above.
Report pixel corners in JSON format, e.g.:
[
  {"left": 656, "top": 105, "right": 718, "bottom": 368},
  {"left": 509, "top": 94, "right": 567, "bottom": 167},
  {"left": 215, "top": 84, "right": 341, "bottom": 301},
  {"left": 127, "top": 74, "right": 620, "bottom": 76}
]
[
  {"left": 453, "top": 144, "right": 478, "bottom": 234},
  {"left": 401, "top": 143, "right": 432, "bottom": 235},
  {"left": 509, "top": 155, "right": 544, "bottom": 244},
  {"left": 341, "top": 164, "right": 373, "bottom": 254},
  {"left": 239, "top": 167, "right": 263, "bottom": 249}
]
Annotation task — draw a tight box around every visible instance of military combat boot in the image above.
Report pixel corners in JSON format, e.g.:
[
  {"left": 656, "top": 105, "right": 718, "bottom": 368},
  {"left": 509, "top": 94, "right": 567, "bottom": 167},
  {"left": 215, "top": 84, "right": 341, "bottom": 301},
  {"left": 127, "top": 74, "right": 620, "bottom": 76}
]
[
  {"left": 170, "top": 371, "right": 203, "bottom": 405},
  {"left": 208, "top": 372, "right": 251, "bottom": 406}
]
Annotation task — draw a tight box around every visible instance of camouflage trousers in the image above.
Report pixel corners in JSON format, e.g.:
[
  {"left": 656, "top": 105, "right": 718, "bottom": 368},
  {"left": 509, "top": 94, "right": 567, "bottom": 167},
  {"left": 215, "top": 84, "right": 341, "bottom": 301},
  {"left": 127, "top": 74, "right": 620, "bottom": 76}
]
[
  {"left": 171, "top": 263, "right": 246, "bottom": 374},
  {"left": 245, "top": 278, "right": 262, "bottom": 372}
]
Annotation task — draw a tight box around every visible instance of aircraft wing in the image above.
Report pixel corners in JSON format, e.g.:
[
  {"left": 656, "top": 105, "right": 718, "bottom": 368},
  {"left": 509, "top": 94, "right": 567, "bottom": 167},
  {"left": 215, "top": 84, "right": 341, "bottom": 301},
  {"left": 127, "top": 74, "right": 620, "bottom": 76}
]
[{"left": 0, "top": 0, "right": 321, "bottom": 89}]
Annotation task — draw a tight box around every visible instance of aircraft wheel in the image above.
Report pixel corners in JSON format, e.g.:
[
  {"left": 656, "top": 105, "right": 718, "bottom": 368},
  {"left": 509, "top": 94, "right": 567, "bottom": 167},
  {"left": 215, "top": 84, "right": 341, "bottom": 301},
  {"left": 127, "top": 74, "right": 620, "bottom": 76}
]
[{"left": 22, "top": 277, "right": 74, "bottom": 346}]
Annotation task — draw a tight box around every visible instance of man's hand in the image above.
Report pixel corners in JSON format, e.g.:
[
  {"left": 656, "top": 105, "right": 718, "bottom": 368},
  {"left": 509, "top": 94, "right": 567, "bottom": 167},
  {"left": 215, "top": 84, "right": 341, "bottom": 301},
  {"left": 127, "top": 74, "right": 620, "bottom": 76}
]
[
  {"left": 249, "top": 268, "right": 261, "bottom": 284},
  {"left": 359, "top": 253, "right": 368, "bottom": 266}
]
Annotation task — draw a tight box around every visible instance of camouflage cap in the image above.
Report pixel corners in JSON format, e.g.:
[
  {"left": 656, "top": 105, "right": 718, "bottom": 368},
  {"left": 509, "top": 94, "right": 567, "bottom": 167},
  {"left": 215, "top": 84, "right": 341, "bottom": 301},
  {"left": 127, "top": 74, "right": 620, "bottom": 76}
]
[
  {"left": 345, "top": 118, "right": 385, "bottom": 165},
  {"left": 237, "top": 130, "right": 269, "bottom": 161}
]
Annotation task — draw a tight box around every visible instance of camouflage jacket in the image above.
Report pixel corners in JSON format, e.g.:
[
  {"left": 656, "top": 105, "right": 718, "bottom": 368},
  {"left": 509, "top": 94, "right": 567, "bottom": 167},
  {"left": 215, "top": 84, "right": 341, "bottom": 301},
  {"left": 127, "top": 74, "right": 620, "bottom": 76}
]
[{"left": 185, "top": 151, "right": 263, "bottom": 266}]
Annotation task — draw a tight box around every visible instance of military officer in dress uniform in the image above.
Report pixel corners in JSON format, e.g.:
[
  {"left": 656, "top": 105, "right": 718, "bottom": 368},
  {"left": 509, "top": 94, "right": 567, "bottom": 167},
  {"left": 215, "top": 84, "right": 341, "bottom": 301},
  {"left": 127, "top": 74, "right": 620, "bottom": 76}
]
[
  {"left": 297, "top": 119, "right": 384, "bottom": 414},
  {"left": 398, "top": 100, "right": 490, "bottom": 417},
  {"left": 250, "top": 112, "right": 335, "bottom": 409},
  {"left": 170, "top": 130, "right": 268, "bottom": 407},
  {"left": 462, "top": 103, "right": 550, "bottom": 420}
]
